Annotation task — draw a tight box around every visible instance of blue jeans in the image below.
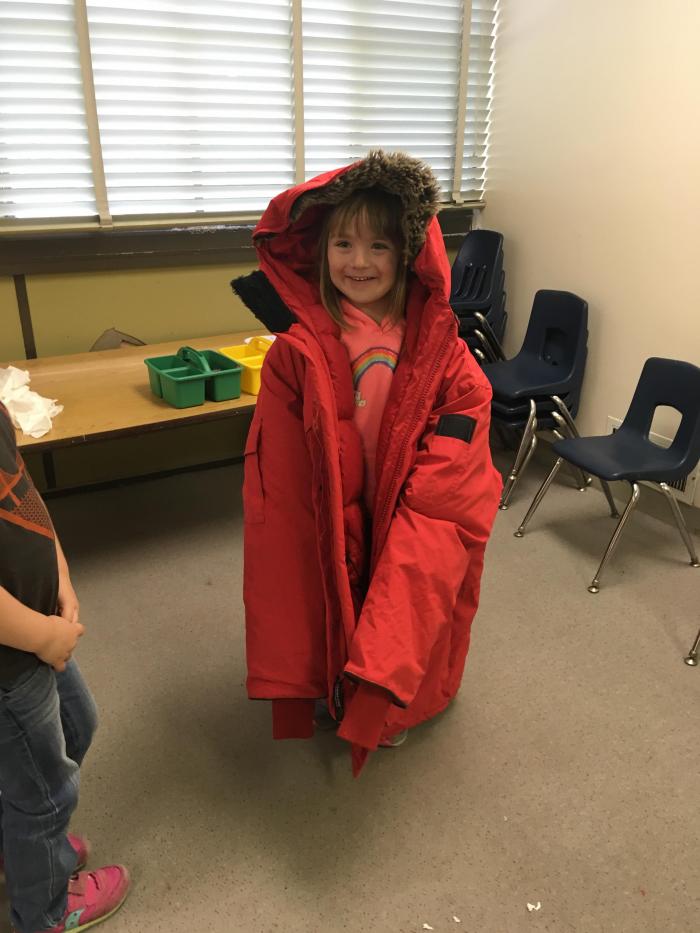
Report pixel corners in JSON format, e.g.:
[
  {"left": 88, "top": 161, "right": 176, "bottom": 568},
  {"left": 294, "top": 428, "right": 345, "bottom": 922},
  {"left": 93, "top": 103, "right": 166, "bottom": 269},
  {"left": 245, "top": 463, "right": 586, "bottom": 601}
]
[{"left": 0, "top": 661, "right": 98, "bottom": 933}]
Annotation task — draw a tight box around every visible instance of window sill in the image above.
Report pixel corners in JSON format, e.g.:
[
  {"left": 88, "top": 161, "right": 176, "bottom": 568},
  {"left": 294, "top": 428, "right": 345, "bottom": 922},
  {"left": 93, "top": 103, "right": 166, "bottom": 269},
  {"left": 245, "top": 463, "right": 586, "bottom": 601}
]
[{"left": 0, "top": 205, "right": 478, "bottom": 276}]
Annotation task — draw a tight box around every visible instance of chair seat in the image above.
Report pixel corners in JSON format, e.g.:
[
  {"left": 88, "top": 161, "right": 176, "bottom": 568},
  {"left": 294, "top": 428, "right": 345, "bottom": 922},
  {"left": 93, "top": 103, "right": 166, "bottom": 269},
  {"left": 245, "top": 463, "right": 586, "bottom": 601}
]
[
  {"left": 484, "top": 355, "right": 581, "bottom": 398},
  {"left": 552, "top": 432, "right": 690, "bottom": 483},
  {"left": 496, "top": 412, "right": 573, "bottom": 432},
  {"left": 491, "top": 390, "right": 575, "bottom": 415},
  {"left": 493, "top": 399, "right": 561, "bottom": 418}
]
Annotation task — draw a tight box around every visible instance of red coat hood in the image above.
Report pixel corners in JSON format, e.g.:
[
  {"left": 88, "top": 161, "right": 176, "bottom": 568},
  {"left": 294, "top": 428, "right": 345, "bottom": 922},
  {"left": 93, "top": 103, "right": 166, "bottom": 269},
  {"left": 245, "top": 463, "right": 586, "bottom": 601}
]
[{"left": 250, "top": 150, "right": 454, "bottom": 341}]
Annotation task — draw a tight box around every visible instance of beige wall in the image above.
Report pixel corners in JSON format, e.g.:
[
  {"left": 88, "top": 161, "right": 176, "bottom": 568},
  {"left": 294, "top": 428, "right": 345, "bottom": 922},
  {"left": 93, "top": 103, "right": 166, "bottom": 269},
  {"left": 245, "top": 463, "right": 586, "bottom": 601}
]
[{"left": 482, "top": 0, "right": 700, "bottom": 443}]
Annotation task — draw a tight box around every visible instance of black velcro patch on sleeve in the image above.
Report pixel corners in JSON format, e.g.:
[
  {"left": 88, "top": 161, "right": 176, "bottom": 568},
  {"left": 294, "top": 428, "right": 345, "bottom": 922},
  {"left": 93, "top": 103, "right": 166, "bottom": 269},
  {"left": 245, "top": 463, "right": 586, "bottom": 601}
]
[{"left": 435, "top": 414, "right": 477, "bottom": 444}]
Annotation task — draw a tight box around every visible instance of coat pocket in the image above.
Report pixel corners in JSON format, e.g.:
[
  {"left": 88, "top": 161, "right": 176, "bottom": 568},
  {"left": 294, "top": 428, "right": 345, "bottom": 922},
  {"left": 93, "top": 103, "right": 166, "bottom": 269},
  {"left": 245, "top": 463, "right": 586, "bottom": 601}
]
[{"left": 243, "top": 415, "right": 265, "bottom": 524}]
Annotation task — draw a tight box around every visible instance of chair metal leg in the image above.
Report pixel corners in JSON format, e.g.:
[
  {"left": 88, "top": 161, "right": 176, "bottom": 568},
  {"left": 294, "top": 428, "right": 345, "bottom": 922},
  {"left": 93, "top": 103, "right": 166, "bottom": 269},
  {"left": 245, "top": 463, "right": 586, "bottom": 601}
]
[
  {"left": 551, "top": 397, "right": 619, "bottom": 516},
  {"left": 473, "top": 346, "right": 487, "bottom": 365},
  {"left": 514, "top": 456, "right": 564, "bottom": 537},
  {"left": 684, "top": 626, "right": 700, "bottom": 666},
  {"left": 551, "top": 419, "right": 589, "bottom": 491},
  {"left": 599, "top": 479, "right": 621, "bottom": 518},
  {"left": 550, "top": 395, "right": 580, "bottom": 437},
  {"left": 473, "top": 329, "right": 498, "bottom": 363},
  {"left": 474, "top": 311, "right": 506, "bottom": 361},
  {"left": 658, "top": 483, "right": 700, "bottom": 567},
  {"left": 501, "top": 436, "right": 538, "bottom": 510},
  {"left": 500, "top": 400, "right": 537, "bottom": 510},
  {"left": 588, "top": 482, "right": 641, "bottom": 593}
]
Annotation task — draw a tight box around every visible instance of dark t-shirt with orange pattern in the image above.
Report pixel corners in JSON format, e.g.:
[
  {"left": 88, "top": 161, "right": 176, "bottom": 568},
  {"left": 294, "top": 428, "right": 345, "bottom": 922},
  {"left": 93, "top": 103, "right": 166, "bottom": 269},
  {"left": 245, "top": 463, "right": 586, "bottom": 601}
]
[{"left": 0, "top": 403, "right": 58, "bottom": 687}]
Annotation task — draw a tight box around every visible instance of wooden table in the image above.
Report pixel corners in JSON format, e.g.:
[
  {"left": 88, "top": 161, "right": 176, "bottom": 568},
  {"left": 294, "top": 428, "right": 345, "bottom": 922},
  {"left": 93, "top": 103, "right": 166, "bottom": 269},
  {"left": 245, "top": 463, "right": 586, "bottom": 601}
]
[{"left": 11, "top": 332, "right": 262, "bottom": 456}]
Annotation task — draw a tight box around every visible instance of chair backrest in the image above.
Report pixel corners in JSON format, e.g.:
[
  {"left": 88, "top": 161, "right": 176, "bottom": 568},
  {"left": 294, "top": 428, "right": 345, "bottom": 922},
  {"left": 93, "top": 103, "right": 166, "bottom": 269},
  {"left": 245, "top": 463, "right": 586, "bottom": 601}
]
[
  {"left": 520, "top": 290, "right": 588, "bottom": 376},
  {"left": 619, "top": 358, "right": 700, "bottom": 469},
  {"left": 450, "top": 230, "right": 504, "bottom": 303}
]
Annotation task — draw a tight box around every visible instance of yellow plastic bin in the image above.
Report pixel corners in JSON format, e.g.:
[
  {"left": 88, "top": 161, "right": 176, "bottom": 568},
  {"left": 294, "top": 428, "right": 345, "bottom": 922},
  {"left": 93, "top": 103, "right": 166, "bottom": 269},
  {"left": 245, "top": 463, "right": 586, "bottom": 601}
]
[{"left": 218, "top": 336, "right": 273, "bottom": 396}]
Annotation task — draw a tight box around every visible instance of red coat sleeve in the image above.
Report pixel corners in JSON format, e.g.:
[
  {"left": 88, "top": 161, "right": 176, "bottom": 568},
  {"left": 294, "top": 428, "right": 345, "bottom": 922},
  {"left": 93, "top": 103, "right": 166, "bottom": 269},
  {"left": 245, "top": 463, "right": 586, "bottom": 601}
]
[
  {"left": 339, "top": 341, "right": 502, "bottom": 738},
  {"left": 244, "top": 339, "right": 327, "bottom": 717}
]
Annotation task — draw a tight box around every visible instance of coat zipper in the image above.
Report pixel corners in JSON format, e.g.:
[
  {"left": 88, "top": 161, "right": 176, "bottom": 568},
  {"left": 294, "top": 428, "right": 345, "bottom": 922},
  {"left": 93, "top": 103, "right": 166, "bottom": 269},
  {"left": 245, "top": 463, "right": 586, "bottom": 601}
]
[
  {"left": 333, "top": 675, "right": 345, "bottom": 721},
  {"left": 373, "top": 330, "right": 452, "bottom": 563}
]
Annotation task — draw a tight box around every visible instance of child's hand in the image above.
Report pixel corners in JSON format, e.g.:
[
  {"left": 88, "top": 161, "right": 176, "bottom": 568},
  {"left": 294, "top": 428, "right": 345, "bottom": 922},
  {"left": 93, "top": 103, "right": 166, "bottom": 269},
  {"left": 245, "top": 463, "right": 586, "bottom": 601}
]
[
  {"left": 37, "top": 615, "right": 85, "bottom": 672},
  {"left": 57, "top": 574, "right": 80, "bottom": 625}
]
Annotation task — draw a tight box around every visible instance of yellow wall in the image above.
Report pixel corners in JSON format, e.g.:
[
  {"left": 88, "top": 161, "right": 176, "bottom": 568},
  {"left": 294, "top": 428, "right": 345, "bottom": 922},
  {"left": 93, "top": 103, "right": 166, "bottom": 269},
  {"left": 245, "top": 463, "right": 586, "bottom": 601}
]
[
  {"left": 1, "top": 262, "right": 258, "bottom": 490},
  {"left": 3, "top": 244, "right": 465, "bottom": 491},
  {"left": 27, "top": 262, "right": 258, "bottom": 357},
  {"left": 483, "top": 0, "right": 700, "bottom": 443},
  {"left": 0, "top": 277, "right": 26, "bottom": 361}
]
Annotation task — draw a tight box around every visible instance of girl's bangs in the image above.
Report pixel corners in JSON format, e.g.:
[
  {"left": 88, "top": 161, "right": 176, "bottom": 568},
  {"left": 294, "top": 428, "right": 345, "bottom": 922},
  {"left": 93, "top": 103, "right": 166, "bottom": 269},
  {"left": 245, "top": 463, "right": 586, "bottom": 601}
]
[{"left": 329, "top": 190, "right": 402, "bottom": 245}]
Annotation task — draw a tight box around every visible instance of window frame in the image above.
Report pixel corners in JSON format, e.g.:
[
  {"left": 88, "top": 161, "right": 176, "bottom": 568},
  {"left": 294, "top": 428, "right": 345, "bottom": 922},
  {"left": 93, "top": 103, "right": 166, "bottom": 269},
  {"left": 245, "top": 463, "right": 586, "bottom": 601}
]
[
  {"left": 1, "top": 0, "right": 494, "bottom": 242},
  {"left": 0, "top": 204, "right": 474, "bottom": 275}
]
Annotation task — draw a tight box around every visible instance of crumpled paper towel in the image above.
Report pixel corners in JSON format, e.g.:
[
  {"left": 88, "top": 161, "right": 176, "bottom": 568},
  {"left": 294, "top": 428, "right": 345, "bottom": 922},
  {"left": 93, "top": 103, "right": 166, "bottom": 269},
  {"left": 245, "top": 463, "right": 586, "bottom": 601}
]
[{"left": 0, "top": 366, "right": 63, "bottom": 439}]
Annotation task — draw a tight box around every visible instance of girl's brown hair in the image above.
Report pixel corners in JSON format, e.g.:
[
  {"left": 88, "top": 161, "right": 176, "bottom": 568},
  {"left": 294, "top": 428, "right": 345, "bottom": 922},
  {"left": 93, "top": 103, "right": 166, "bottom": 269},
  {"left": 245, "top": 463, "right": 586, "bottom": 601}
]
[{"left": 318, "top": 186, "right": 407, "bottom": 329}]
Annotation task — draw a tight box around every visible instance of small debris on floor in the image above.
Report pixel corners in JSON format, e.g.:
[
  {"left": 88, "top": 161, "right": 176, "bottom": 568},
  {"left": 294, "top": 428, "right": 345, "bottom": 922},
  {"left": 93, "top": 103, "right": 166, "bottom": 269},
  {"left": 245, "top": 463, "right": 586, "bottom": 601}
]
[
  {"left": 453, "top": 916, "right": 462, "bottom": 923},
  {"left": 422, "top": 925, "right": 434, "bottom": 931},
  {"left": 527, "top": 902, "right": 542, "bottom": 912}
]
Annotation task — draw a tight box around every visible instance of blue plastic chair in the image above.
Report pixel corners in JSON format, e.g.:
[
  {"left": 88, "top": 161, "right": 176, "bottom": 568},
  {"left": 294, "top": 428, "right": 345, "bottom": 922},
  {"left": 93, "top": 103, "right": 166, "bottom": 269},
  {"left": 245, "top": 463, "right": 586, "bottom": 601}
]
[
  {"left": 482, "top": 290, "right": 590, "bottom": 508},
  {"left": 451, "top": 231, "right": 507, "bottom": 362},
  {"left": 514, "top": 357, "right": 700, "bottom": 593},
  {"left": 450, "top": 230, "right": 504, "bottom": 313}
]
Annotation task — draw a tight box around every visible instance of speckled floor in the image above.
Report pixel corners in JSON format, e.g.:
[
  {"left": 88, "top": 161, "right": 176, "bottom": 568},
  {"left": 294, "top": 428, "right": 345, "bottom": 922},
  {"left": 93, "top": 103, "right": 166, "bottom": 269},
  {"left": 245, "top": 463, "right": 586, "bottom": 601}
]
[{"left": 2, "top": 453, "right": 698, "bottom": 933}]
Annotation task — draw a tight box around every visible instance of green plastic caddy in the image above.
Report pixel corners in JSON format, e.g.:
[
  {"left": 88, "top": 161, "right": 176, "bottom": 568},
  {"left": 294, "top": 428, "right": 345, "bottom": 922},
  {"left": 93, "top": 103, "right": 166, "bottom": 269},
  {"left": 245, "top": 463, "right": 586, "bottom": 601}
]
[{"left": 145, "top": 346, "right": 242, "bottom": 409}]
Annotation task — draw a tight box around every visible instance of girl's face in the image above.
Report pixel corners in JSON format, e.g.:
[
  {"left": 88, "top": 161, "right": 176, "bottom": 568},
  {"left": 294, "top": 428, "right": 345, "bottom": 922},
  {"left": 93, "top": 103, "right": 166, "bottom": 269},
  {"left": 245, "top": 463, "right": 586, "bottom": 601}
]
[{"left": 326, "top": 215, "right": 399, "bottom": 322}]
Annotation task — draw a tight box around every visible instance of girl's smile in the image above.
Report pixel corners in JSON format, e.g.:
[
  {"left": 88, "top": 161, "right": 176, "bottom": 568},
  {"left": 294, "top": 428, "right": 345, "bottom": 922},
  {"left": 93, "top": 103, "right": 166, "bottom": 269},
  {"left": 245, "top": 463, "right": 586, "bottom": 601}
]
[{"left": 327, "top": 217, "right": 399, "bottom": 323}]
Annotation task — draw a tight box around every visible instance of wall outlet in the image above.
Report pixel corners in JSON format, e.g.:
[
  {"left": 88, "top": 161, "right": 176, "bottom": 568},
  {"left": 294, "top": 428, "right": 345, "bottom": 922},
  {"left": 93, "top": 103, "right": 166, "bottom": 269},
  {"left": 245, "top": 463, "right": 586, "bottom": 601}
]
[{"left": 606, "top": 415, "right": 699, "bottom": 507}]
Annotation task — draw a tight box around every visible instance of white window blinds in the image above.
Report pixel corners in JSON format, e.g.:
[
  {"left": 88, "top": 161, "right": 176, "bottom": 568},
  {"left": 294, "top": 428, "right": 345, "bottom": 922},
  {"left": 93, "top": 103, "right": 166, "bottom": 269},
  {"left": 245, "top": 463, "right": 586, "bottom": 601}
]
[
  {"left": 0, "top": 0, "right": 96, "bottom": 219},
  {"left": 0, "top": 0, "right": 497, "bottom": 226},
  {"left": 86, "top": 0, "right": 296, "bottom": 217},
  {"left": 302, "top": 0, "right": 464, "bottom": 192},
  {"left": 461, "top": 0, "right": 496, "bottom": 201}
]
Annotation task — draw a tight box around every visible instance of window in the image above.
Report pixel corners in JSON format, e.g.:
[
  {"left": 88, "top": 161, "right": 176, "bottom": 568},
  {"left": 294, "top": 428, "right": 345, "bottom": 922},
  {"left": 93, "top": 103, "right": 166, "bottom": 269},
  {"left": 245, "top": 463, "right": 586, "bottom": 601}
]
[
  {"left": 0, "top": 0, "right": 96, "bottom": 219},
  {"left": 0, "top": 0, "right": 497, "bottom": 229}
]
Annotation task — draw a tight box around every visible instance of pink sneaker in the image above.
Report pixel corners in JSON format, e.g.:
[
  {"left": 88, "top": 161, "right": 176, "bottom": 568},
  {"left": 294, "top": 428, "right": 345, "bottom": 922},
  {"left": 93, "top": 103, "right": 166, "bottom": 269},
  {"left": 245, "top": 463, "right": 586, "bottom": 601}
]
[
  {"left": 30, "top": 866, "right": 131, "bottom": 933},
  {"left": 0, "top": 832, "right": 90, "bottom": 874}
]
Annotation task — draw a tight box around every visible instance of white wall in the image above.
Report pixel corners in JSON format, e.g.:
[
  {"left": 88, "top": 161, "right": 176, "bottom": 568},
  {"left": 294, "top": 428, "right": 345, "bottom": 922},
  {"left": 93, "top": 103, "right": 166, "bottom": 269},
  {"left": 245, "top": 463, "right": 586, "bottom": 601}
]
[{"left": 481, "top": 0, "right": 700, "bottom": 448}]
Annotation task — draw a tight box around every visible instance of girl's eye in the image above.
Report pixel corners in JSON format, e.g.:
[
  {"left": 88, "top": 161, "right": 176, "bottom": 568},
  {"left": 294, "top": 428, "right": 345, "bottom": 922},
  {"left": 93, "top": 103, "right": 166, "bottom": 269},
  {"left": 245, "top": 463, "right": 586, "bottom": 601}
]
[
  {"left": 334, "top": 240, "right": 350, "bottom": 249},
  {"left": 372, "top": 242, "right": 390, "bottom": 250}
]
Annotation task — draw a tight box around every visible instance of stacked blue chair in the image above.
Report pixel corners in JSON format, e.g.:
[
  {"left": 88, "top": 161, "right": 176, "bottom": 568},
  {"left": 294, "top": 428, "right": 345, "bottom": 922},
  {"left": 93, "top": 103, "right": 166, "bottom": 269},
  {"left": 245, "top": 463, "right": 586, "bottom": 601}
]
[
  {"left": 450, "top": 230, "right": 507, "bottom": 362},
  {"left": 514, "top": 357, "right": 700, "bottom": 594},
  {"left": 482, "top": 289, "right": 604, "bottom": 511}
]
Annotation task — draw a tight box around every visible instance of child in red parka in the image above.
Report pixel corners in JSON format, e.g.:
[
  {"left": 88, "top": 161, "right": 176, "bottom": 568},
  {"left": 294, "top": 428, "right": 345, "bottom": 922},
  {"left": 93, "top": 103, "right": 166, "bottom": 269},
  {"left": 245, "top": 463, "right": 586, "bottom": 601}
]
[{"left": 234, "top": 150, "right": 502, "bottom": 775}]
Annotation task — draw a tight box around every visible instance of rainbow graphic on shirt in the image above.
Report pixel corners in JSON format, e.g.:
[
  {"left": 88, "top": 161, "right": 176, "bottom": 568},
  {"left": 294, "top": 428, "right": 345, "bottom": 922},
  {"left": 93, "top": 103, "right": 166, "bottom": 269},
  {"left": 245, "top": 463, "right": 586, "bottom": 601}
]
[{"left": 351, "top": 346, "right": 400, "bottom": 389}]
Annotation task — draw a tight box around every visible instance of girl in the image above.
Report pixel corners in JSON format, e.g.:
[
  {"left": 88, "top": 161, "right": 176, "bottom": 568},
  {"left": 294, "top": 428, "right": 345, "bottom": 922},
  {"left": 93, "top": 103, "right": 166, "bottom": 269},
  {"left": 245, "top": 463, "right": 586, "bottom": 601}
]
[
  {"left": 235, "top": 151, "right": 502, "bottom": 775},
  {"left": 0, "top": 402, "right": 130, "bottom": 933}
]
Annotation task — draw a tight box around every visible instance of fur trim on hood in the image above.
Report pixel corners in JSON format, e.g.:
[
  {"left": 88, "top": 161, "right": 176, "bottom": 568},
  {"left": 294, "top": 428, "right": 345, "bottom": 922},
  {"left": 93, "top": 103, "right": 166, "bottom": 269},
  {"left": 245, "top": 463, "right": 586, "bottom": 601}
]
[
  {"left": 289, "top": 150, "right": 442, "bottom": 264},
  {"left": 240, "top": 151, "right": 452, "bottom": 335}
]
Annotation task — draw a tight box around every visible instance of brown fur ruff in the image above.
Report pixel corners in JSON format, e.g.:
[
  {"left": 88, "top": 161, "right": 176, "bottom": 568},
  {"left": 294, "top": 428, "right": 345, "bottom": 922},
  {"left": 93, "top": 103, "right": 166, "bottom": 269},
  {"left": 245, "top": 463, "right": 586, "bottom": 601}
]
[{"left": 290, "top": 150, "right": 442, "bottom": 263}]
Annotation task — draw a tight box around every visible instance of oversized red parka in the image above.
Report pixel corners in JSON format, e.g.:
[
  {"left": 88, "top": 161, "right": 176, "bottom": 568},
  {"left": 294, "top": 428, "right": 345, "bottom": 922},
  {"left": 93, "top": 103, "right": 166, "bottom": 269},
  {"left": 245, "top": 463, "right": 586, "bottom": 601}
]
[{"left": 240, "top": 151, "right": 502, "bottom": 774}]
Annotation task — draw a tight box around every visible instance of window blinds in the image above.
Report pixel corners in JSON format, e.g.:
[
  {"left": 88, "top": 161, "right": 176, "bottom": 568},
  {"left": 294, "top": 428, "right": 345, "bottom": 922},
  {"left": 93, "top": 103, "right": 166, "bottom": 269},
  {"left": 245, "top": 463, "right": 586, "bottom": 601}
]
[
  {"left": 461, "top": 0, "right": 495, "bottom": 201},
  {"left": 302, "top": 0, "right": 464, "bottom": 193},
  {"left": 0, "top": 0, "right": 96, "bottom": 219},
  {"left": 0, "top": 0, "right": 497, "bottom": 225},
  {"left": 86, "top": 0, "right": 296, "bottom": 216}
]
